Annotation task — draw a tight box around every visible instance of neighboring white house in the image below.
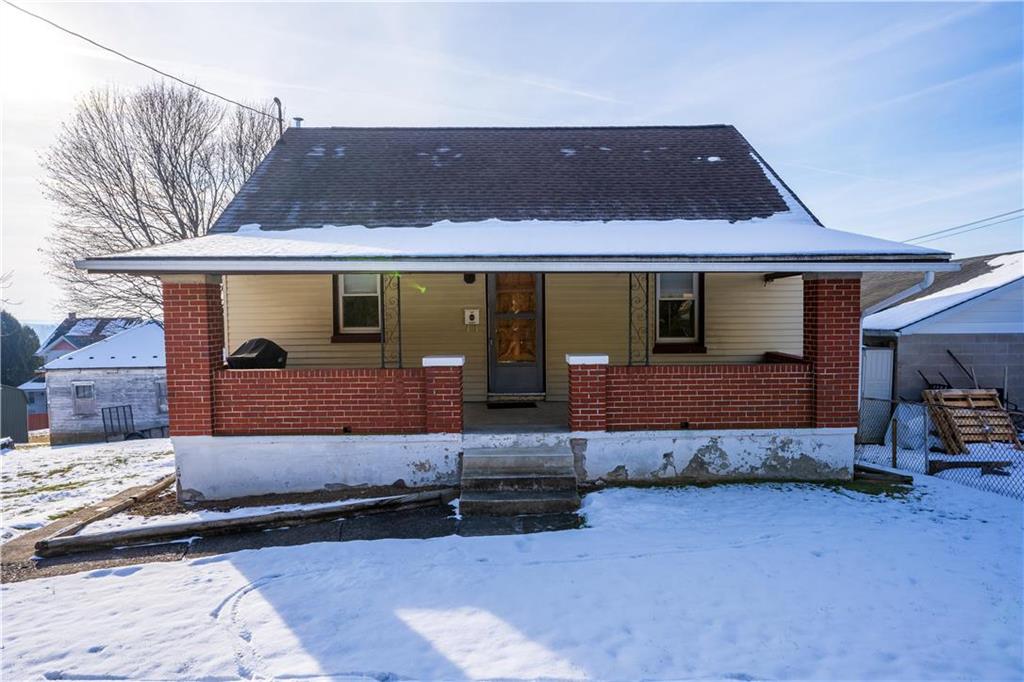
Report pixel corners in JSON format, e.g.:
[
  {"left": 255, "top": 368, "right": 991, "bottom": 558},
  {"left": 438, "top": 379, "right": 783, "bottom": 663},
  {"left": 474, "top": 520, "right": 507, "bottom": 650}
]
[
  {"left": 861, "top": 251, "right": 1024, "bottom": 410},
  {"left": 44, "top": 322, "right": 168, "bottom": 444}
]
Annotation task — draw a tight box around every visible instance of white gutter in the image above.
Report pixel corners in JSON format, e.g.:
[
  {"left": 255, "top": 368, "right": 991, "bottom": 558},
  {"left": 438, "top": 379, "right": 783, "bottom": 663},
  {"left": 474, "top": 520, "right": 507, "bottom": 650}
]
[{"left": 76, "top": 258, "right": 961, "bottom": 275}]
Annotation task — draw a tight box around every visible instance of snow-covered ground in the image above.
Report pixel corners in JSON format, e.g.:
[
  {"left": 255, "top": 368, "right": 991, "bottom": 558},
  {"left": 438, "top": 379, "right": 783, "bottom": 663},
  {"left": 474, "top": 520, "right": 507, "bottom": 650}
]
[
  {"left": 0, "top": 439, "right": 174, "bottom": 541},
  {"left": 3, "top": 479, "right": 1021, "bottom": 680}
]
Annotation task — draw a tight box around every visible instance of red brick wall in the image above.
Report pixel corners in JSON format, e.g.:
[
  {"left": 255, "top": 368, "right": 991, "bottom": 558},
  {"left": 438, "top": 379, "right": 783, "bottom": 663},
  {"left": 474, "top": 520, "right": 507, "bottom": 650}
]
[
  {"left": 803, "top": 277, "right": 861, "bottom": 428},
  {"left": 568, "top": 364, "right": 608, "bottom": 431},
  {"left": 212, "top": 368, "right": 428, "bottom": 435},
  {"left": 601, "top": 363, "right": 814, "bottom": 431},
  {"left": 425, "top": 366, "right": 463, "bottom": 434},
  {"left": 163, "top": 279, "right": 224, "bottom": 436}
]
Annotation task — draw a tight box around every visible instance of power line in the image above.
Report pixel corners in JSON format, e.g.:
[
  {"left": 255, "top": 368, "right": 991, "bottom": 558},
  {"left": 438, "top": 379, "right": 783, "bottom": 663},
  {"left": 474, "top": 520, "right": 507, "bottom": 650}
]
[
  {"left": 905, "top": 208, "right": 1023, "bottom": 243},
  {"left": 911, "top": 214, "right": 1023, "bottom": 245},
  {"left": 2, "top": 0, "right": 279, "bottom": 122}
]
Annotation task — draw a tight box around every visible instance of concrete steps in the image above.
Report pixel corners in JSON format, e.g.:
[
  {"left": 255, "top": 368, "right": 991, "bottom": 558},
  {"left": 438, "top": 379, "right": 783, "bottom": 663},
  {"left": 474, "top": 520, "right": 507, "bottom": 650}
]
[{"left": 460, "top": 446, "right": 580, "bottom": 516}]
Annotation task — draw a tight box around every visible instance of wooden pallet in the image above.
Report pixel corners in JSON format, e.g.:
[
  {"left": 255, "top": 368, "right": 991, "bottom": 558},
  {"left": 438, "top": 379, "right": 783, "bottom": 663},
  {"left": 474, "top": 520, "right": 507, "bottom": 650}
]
[{"left": 922, "top": 389, "right": 1023, "bottom": 454}]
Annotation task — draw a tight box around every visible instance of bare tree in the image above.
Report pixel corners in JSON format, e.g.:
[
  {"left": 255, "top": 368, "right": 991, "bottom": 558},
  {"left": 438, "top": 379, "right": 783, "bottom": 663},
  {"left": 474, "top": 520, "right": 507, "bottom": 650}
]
[{"left": 42, "top": 82, "right": 281, "bottom": 318}]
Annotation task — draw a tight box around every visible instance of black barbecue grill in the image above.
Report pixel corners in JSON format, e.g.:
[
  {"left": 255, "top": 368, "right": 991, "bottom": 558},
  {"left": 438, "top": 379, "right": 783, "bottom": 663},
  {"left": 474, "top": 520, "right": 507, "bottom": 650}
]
[{"left": 227, "top": 338, "right": 288, "bottom": 369}]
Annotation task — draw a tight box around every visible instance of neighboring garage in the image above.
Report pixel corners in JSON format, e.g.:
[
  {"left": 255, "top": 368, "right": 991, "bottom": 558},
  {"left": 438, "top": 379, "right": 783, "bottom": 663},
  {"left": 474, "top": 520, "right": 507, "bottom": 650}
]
[{"left": 861, "top": 251, "right": 1023, "bottom": 413}]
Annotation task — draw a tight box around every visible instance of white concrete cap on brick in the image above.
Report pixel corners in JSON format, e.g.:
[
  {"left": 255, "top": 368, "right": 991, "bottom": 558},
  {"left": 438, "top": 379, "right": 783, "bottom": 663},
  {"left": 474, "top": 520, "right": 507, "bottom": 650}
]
[
  {"left": 566, "top": 354, "right": 610, "bottom": 365},
  {"left": 422, "top": 355, "right": 466, "bottom": 367}
]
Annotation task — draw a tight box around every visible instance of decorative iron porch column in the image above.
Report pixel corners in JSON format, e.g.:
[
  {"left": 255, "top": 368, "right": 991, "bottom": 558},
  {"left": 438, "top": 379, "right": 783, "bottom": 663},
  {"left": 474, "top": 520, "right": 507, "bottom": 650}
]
[
  {"left": 627, "top": 273, "right": 650, "bottom": 366},
  {"left": 381, "top": 272, "right": 402, "bottom": 368}
]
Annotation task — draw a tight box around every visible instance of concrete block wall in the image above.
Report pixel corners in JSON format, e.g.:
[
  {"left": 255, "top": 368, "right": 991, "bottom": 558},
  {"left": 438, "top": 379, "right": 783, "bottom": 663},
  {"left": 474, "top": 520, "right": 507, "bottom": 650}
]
[{"left": 892, "top": 333, "right": 1024, "bottom": 404}]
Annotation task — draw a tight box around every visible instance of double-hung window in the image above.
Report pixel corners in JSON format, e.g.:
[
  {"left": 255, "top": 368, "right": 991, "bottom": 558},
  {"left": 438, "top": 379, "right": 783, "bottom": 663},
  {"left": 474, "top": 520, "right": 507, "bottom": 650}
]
[
  {"left": 656, "top": 273, "right": 703, "bottom": 347},
  {"left": 334, "top": 274, "right": 381, "bottom": 339}
]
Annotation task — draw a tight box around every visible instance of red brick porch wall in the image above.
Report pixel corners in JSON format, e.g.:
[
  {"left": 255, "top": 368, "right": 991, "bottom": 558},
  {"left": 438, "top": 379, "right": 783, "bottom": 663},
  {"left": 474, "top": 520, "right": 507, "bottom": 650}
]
[
  {"left": 163, "top": 277, "right": 462, "bottom": 437},
  {"left": 604, "top": 363, "right": 814, "bottom": 431},
  {"left": 212, "top": 368, "right": 429, "bottom": 435},
  {"left": 567, "top": 274, "right": 861, "bottom": 432}
]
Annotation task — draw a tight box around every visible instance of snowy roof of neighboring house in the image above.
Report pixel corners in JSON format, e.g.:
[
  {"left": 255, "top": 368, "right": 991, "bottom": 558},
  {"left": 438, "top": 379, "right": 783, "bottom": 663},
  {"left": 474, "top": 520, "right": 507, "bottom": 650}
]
[
  {"left": 17, "top": 378, "right": 45, "bottom": 391},
  {"left": 76, "top": 125, "right": 953, "bottom": 274},
  {"left": 863, "top": 251, "right": 1023, "bottom": 332},
  {"left": 38, "top": 315, "right": 146, "bottom": 354},
  {"left": 43, "top": 322, "right": 165, "bottom": 370}
]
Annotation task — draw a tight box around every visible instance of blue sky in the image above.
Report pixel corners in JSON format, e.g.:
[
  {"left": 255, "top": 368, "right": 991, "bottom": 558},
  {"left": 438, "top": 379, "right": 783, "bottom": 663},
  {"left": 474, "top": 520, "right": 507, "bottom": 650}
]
[{"left": 2, "top": 2, "right": 1021, "bottom": 321}]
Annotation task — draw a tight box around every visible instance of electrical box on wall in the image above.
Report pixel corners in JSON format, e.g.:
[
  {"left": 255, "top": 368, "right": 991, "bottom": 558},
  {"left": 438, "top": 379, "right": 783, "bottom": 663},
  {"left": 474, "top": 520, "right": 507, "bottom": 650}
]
[{"left": 464, "top": 308, "right": 480, "bottom": 325}]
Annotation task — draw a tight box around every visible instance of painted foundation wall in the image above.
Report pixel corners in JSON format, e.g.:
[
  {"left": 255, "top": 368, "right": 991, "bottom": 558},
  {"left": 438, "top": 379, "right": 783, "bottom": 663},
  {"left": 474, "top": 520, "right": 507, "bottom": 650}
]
[
  {"left": 174, "top": 434, "right": 462, "bottom": 502},
  {"left": 174, "top": 427, "right": 853, "bottom": 501}
]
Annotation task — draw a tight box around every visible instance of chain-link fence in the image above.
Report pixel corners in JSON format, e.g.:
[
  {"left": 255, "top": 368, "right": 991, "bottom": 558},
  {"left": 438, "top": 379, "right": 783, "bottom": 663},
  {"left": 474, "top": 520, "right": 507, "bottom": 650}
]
[{"left": 857, "top": 398, "right": 1024, "bottom": 500}]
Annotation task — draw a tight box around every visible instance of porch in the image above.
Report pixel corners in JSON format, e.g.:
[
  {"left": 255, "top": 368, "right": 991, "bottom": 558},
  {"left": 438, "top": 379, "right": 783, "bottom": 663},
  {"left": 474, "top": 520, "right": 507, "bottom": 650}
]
[{"left": 162, "top": 270, "right": 861, "bottom": 502}]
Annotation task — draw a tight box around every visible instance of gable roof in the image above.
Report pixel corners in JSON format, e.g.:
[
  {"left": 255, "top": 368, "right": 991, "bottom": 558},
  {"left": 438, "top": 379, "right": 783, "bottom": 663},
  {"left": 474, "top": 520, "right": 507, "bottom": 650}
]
[
  {"left": 211, "top": 125, "right": 814, "bottom": 231},
  {"left": 862, "top": 251, "right": 1023, "bottom": 332},
  {"left": 37, "top": 315, "right": 146, "bottom": 354},
  {"left": 76, "top": 125, "right": 954, "bottom": 274},
  {"left": 43, "top": 322, "right": 165, "bottom": 371}
]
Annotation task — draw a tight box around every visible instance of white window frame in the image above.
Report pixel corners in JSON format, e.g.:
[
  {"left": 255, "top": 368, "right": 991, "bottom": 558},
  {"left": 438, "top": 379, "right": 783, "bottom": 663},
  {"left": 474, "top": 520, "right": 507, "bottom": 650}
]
[
  {"left": 656, "top": 273, "right": 701, "bottom": 342},
  {"left": 72, "top": 381, "right": 97, "bottom": 415},
  {"left": 336, "top": 274, "right": 382, "bottom": 333}
]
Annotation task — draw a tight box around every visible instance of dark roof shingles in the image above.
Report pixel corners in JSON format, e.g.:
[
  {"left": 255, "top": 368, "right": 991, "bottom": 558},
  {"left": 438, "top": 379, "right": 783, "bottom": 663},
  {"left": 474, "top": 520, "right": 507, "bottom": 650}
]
[{"left": 211, "top": 126, "right": 794, "bottom": 232}]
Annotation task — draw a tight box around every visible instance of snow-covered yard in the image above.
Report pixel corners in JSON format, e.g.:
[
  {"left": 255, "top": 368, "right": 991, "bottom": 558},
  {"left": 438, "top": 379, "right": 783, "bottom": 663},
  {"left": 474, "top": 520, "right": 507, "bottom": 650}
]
[
  {"left": 0, "top": 439, "right": 175, "bottom": 541},
  {"left": 3, "top": 478, "right": 1021, "bottom": 680}
]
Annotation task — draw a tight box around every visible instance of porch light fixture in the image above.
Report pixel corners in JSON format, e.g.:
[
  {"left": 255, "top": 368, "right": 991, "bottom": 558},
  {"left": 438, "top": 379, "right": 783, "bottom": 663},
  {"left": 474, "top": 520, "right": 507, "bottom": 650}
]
[{"left": 463, "top": 273, "right": 476, "bottom": 284}]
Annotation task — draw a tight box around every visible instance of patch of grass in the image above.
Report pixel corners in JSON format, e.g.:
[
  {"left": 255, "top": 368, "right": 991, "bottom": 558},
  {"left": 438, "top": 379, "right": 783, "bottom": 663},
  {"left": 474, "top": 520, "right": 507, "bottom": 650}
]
[
  {"left": 830, "top": 480, "right": 913, "bottom": 499},
  {"left": 1, "top": 478, "right": 94, "bottom": 499},
  {"left": 47, "top": 505, "right": 86, "bottom": 521}
]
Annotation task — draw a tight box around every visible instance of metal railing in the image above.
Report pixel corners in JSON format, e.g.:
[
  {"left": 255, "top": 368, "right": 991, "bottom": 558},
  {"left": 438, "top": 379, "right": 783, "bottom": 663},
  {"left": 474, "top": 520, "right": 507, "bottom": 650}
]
[{"left": 857, "top": 397, "right": 1024, "bottom": 500}]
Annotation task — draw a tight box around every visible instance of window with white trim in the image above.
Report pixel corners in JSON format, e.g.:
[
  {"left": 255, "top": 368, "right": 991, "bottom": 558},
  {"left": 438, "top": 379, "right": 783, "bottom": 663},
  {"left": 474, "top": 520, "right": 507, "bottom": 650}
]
[
  {"left": 335, "top": 274, "right": 381, "bottom": 333},
  {"left": 72, "top": 381, "right": 96, "bottom": 415},
  {"left": 656, "top": 273, "right": 700, "bottom": 342}
]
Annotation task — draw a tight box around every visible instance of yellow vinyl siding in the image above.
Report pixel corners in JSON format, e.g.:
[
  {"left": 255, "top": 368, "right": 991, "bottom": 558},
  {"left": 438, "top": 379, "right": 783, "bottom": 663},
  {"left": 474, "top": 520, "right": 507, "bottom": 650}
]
[
  {"left": 223, "top": 272, "right": 802, "bottom": 403},
  {"left": 224, "top": 275, "right": 378, "bottom": 367},
  {"left": 544, "top": 274, "right": 630, "bottom": 400},
  {"left": 400, "top": 274, "right": 488, "bottom": 401},
  {"left": 650, "top": 273, "right": 803, "bottom": 364}
]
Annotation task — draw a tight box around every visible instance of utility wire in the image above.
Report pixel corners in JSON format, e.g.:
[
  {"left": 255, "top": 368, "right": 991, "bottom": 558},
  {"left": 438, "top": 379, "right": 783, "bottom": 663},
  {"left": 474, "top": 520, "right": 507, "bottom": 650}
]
[
  {"left": 905, "top": 208, "right": 1023, "bottom": 243},
  {"left": 911, "top": 215, "right": 1024, "bottom": 245},
  {"left": 2, "top": 0, "right": 278, "bottom": 121}
]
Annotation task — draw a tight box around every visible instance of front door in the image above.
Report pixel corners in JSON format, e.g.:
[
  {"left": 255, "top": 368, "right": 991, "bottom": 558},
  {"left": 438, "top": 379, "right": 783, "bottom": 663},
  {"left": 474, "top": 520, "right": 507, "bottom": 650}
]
[{"left": 487, "top": 273, "right": 544, "bottom": 395}]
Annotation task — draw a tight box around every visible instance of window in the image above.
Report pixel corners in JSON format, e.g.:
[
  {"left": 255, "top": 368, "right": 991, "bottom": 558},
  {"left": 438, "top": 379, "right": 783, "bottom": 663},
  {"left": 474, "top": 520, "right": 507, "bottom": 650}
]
[
  {"left": 655, "top": 273, "right": 705, "bottom": 351},
  {"left": 72, "top": 381, "right": 96, "bottom": 415},
  {"left": 155, "top": 380, "right": 168, "bottom": 413},
  {"left": 333, "top": 274, "right": 381, "bottom": 341}
]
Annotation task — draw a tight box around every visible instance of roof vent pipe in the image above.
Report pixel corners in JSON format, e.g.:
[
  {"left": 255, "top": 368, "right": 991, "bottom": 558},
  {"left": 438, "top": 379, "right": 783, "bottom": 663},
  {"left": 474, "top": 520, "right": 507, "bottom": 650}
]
[{"left": 293, "top": 117, "right": 304, "bottom": 128}]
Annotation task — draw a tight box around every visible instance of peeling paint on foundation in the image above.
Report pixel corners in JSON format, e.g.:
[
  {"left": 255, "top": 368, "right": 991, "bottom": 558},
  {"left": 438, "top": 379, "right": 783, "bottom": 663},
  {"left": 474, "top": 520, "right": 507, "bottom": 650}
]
[
  {"left": 650, "top": 452, "right": 678, "bottom": 478},
  {"left": 604, "top": 465, "right": 629, "bottom": 480}
]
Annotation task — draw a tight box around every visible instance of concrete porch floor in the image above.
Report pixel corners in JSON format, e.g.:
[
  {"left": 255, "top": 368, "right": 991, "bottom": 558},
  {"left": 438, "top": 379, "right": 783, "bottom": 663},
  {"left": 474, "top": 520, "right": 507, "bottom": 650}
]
[{"left": 463, "top": 401, "right": 569, "bottom": 433}]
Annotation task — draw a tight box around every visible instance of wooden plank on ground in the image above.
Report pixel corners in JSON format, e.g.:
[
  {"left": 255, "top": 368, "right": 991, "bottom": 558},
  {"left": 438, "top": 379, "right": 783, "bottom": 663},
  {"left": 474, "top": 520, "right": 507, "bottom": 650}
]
[{"left": 34, "top": 488, "right": 457, "bottom": 558}]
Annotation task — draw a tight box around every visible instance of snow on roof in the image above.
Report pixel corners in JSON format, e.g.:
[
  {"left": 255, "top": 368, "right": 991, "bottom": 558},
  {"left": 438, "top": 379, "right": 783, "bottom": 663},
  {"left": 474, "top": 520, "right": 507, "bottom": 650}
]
[
  {"left": 863, "top": 252, "right": 1024, "bottom": 331},
  {"left": 81, "top": 216, "right": 944, "bottom": 264},
  {"left": 43, "top": 322, "right": 165, "bottom": 370},
  {"left": 17, "top": 379, "right": 45, "bottom": 391}
]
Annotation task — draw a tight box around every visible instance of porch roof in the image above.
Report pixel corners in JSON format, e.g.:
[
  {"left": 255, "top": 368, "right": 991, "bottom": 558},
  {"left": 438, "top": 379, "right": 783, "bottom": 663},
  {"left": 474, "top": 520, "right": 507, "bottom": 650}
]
[{"left": 78, "top": 218, "right": 954, "bottom": 274}]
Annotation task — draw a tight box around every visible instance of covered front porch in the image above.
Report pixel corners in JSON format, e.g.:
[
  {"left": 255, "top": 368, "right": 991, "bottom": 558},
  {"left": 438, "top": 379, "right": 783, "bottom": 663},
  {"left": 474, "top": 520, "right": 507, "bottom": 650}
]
[{"left": 159, "top": 268, "right": 862, "bottom": 502}]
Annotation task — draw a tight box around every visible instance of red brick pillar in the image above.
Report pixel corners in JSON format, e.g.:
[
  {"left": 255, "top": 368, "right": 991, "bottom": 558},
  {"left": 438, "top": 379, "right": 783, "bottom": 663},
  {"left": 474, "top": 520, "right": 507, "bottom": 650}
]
[
  {"left": 803, "top": 274, "right": 861, "bottom": 428},
  {"left": 162, "top": 275, "right": 224, "bottom": 436},
  {"left": 567, "top": 354, "right": 609, "bottom": 431},
  {"left": 423, "top": 356, "right": 464, "bottom": 433}
]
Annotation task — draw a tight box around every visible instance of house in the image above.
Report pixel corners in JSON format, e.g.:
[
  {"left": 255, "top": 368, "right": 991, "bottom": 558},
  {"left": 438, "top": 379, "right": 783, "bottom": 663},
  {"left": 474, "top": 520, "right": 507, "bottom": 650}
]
[
  {"left": 861, "top": 251, "right": 1023, "bottom": 412},
  {"left": 36, "top": 314, "right": 145, "bottom": 365},
  {"left": 16, "top": 377, "right": 48, "bottom": 430},
  {"left": 76, "top": 125, "right": 956, "bottom": 505},
  {"left": 43, "top": 322, "right": 168, "bottom": 445}
]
